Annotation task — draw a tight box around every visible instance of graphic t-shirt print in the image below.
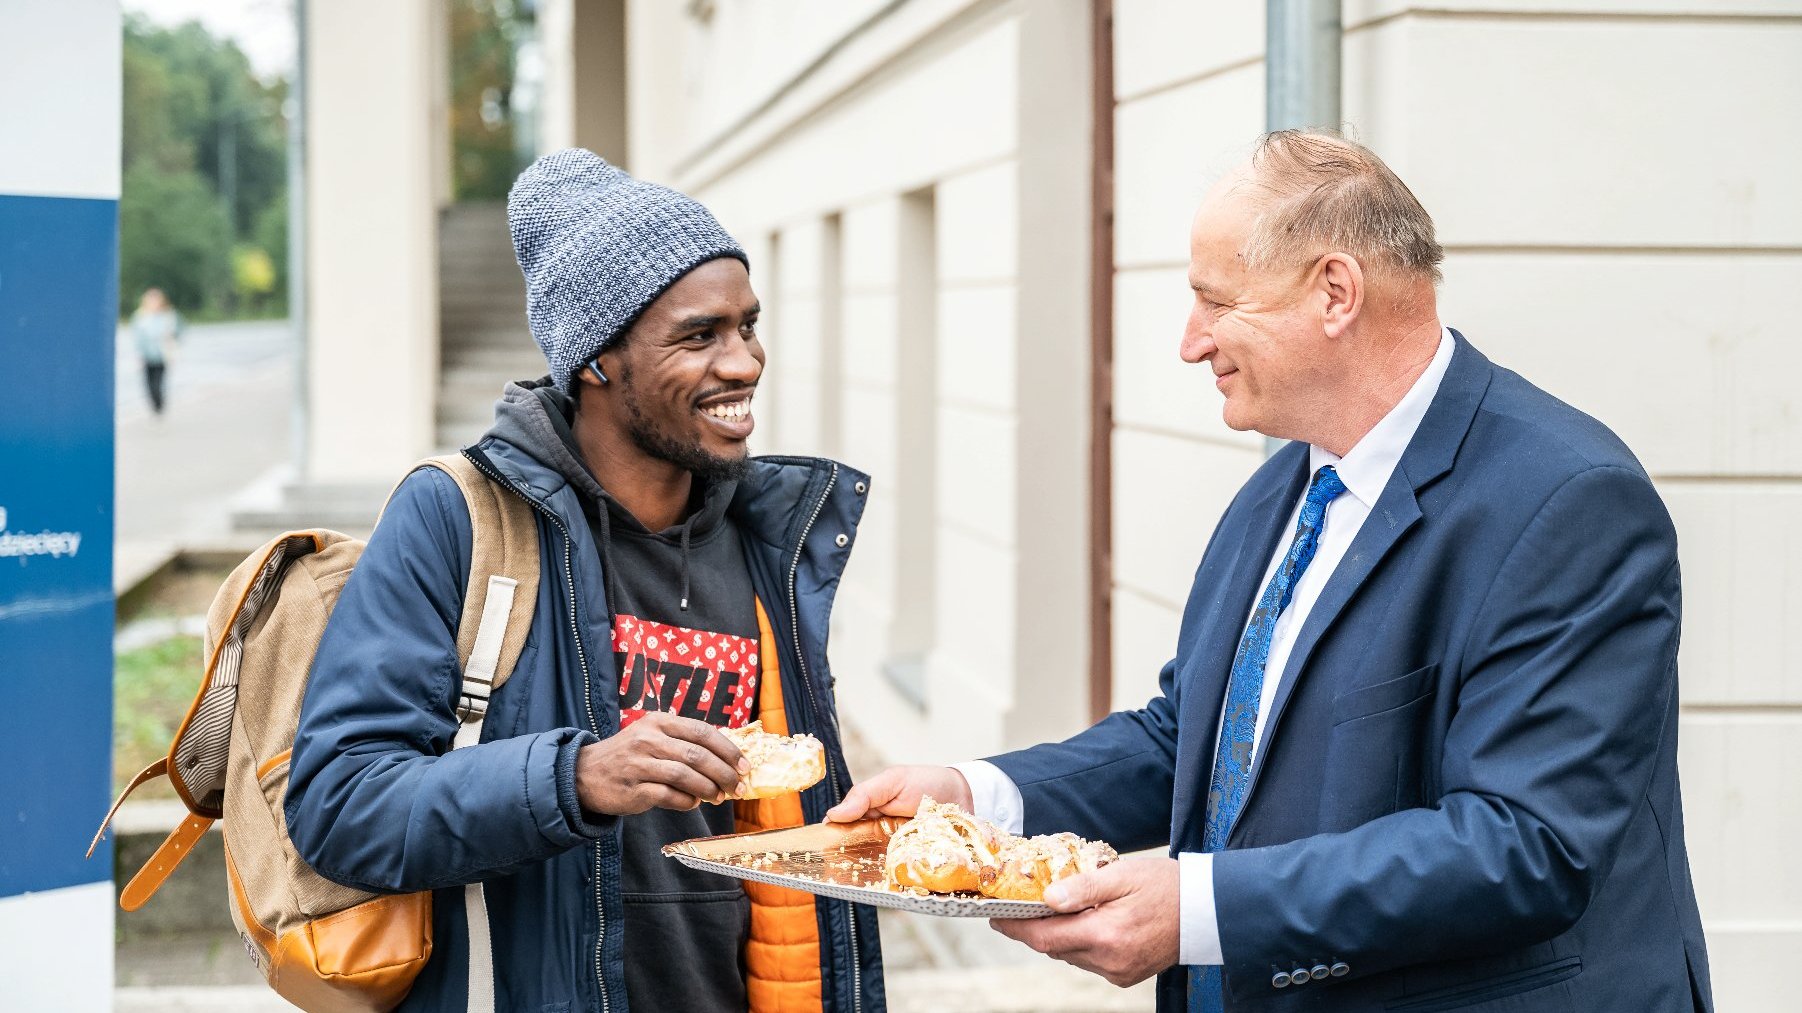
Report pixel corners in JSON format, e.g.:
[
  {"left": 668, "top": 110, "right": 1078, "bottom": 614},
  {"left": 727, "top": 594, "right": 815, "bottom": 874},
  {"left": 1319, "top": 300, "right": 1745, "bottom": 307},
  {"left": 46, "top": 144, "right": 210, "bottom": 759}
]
[{"left": 612, "top": 613, "right": 759, "bottom": 729}]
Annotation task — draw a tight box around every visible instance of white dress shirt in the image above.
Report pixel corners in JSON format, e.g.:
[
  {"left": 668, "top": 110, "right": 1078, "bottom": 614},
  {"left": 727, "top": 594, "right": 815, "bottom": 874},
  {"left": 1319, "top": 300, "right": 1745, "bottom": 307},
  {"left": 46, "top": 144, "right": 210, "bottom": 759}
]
[{"left": 954, "top": 327, "right": 1456, "bottom": 966}]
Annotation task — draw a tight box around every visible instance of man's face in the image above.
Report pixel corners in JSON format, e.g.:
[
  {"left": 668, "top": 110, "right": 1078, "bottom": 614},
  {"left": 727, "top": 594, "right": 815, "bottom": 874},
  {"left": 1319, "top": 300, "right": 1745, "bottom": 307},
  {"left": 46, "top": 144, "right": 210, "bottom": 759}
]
[
  {"left": 1179, "top": 169, "right": 1331, "bottom": 440},
  {"left": 599, "top": 257, "right": 764, "bottom": 481}
]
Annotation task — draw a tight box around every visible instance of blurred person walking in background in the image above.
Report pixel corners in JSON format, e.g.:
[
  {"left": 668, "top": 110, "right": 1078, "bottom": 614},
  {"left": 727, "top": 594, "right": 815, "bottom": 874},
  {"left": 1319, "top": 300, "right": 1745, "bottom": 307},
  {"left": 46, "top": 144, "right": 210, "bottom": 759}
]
[{"left": 128, "top": 286, "right": 180, "bottom": 415}]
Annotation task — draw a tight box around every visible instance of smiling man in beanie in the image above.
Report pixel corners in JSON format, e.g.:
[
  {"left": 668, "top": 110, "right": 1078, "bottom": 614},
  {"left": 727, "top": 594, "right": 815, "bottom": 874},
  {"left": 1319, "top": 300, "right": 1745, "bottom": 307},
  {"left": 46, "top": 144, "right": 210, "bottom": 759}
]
[{"left": 286, "top": 149, "right": 885, "bottom": 1013}]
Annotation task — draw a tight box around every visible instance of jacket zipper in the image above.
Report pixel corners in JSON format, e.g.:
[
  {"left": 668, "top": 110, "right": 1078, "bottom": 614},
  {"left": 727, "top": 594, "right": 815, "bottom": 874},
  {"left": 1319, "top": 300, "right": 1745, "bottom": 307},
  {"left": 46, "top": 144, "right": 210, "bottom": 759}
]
[
  {"left": 463, "top": 451, "right": 611, "bottom": 1013},
  {"left": 784, "top": 462, "right": 863, "bottom": 1013}
]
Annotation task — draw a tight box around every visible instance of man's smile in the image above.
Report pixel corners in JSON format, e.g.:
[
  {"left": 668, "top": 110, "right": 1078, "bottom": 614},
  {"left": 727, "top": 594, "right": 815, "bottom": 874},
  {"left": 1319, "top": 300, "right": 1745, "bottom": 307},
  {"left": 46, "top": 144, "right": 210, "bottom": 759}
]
[{"left": 697, "top": 390, "right": 755, "bottom": 437}]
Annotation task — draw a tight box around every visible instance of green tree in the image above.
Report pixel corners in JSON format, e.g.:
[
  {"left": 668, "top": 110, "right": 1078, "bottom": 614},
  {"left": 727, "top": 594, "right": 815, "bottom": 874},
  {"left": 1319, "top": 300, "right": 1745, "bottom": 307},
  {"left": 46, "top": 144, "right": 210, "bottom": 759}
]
[
  {"left": 253, "top": 190, "right": 289, "bottom": 313},
  {"left": 120, "top": 14, "right": 288, "bottom": 318},
  {"left": 451, "top": 0, "right": 534, "bottom": 200},
  {"left": 118, "top": 165, "right": 233, "bottom": 314}
]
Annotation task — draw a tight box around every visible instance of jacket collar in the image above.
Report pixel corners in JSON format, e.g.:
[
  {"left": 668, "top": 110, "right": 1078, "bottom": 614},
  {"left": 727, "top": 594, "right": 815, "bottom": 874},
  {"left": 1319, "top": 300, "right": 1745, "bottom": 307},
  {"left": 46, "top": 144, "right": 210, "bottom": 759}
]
[
  {"left": 1237, "top": 331, "right": 1493, "bottom": 829},
  {"left": 1175, "top": 331, "right": 1495, "bottom": 847},
  {"left": 469, "top": 378, "right": 869, "bottom": 577},
  {"left": 472, "top": 430, "right": 865, "bottom": 580}
]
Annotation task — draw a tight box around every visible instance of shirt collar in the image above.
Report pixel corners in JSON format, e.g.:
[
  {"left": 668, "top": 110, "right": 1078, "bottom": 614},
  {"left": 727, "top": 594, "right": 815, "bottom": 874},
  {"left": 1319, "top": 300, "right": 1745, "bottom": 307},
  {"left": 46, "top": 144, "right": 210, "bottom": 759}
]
[{"left": 1309, "top": 327, "right": 1456, "bottom": 508}]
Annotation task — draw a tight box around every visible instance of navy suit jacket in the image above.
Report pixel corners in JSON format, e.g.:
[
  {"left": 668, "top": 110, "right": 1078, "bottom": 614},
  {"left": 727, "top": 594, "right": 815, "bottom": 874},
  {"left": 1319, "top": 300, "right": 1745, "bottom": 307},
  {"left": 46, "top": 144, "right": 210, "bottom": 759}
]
[{"left": 989, "top": 335, "right": 1712, "bottom": 1012}]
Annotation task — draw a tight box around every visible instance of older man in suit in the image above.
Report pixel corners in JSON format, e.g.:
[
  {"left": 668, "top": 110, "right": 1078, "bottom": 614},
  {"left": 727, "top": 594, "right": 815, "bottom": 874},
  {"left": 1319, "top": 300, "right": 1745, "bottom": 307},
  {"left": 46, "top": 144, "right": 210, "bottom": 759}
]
[{"left": 829, "top": 131, "right": 1713, "bottom": 1011}]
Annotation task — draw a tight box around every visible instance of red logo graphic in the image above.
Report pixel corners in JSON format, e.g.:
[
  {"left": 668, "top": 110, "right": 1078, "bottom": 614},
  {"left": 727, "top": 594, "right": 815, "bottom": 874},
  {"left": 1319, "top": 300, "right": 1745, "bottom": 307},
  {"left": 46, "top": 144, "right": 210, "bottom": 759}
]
[{"left": 611, "top": 614, "right": 759, "bottom": 729}]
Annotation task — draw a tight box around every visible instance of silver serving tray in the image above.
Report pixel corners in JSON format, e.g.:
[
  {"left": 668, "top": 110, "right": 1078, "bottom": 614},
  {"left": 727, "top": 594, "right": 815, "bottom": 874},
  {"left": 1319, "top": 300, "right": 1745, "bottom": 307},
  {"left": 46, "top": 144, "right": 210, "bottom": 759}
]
[{"left": 663, "top": 818, "right": 1053, "bottom": 919}]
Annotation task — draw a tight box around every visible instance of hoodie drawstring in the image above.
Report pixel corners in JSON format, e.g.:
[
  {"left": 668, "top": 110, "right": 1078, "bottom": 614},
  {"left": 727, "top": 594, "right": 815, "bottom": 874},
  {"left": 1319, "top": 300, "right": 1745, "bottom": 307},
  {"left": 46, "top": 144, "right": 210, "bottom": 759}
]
[
  {"left": 678, "top": 518, "right": 692, "bottom": 612},
  {"left": 594, "top": 496, "right": 622, "bottom": 615}
]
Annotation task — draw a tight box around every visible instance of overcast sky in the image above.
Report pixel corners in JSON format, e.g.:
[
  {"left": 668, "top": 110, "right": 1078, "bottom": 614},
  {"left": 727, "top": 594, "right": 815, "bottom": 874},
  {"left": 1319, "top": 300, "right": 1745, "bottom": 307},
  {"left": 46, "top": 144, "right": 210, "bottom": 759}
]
[{"left": 125, "top": 0, "right": 295, "bottom": 81}]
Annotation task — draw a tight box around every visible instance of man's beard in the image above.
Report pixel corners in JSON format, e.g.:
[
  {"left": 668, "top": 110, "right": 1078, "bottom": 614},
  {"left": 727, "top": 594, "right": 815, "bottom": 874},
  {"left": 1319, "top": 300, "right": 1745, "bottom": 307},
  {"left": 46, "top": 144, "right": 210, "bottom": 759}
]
[{"left": 619, "top": 368, "right": 750, "bottom": 484}]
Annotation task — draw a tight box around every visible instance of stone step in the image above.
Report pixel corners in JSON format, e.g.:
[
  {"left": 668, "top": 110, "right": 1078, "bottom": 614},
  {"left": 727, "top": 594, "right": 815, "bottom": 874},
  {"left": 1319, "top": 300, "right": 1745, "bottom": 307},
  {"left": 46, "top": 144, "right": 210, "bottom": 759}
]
[
  {"left": 438, "top": 270, "right": 523, "bottom": 287},
  {"left": 438, "top": 201, "right": 539, "bottom": 456},
  {"left": 441, "top": 286, "right": 524, "bottom": 301},
  {"left": 439, "top": 269, "right": 521, "bottom": 283},
  {"left": 442, "top": 327, "right": 531, "bottom": 343},
  {"left": 116, "top": 986, "right": 300, "bottom": 1012},
  {"left": 435, "top": 419, "right": 490, "bottom": 453},
  {"left": 437, "top": 404, "right": 499, "bottom": 429},
  {"left": 441, "top": 217, "right": 509, "bottom": 233},
  {"left": 228, "top": 471, "right": 384, "bottom": 536},
  {"left": 440, "top": 345, "right": 541, "bottom": 368},
  {"left": 439, "top": 254, "right": 519, "bottom": 271},
  {"left": 439, "top": 252, "right": 518, "bottom": 270},
  {"left": 441, "top": 358, "right": 541, "bottom": 381},
  {"left": 440, "top": 373, "right": 532, "bottom": 396},
  {"left": 441, "top": 306, "right": 526, "bottom": 324},
  {"left": 438, "top": 384, "right": 511, "bottom": 412},
  {"left": 441, "top": 321, "right": 532, "bottom": 338}
]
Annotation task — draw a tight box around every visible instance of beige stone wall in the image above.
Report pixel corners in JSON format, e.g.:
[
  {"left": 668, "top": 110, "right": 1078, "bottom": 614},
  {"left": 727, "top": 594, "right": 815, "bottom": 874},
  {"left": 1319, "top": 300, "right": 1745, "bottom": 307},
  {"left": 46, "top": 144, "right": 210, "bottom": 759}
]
[
  {"left": 623, "top": 1, "right": 1800, "bottom": 1002},
  {"left": 628, "top": 0, "right": 1098, "bottom": 762},
  {"left": 303, "top": 0, "right": 443, "bottom": 483}
]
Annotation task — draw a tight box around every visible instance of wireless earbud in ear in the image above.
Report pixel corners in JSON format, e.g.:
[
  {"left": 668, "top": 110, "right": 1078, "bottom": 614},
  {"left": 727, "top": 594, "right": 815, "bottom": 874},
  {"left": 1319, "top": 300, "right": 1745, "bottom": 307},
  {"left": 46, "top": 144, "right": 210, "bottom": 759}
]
[{"left": 589, "top": 361, "right": 609, "bottom": 385}]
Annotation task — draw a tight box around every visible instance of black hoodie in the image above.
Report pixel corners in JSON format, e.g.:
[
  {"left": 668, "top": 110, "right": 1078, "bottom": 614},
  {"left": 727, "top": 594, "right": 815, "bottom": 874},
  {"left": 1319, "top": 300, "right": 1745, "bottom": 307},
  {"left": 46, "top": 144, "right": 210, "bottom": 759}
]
[{"left": 508, "top": 381, "right": 758, "bottom": 1012}]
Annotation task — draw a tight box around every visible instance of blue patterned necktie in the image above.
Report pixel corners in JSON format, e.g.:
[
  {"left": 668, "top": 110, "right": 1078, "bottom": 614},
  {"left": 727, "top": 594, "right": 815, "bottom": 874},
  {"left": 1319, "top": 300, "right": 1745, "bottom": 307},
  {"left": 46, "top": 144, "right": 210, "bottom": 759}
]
[{"left": 1190, "top": 465, "right": 1347, "bottom": 1013}]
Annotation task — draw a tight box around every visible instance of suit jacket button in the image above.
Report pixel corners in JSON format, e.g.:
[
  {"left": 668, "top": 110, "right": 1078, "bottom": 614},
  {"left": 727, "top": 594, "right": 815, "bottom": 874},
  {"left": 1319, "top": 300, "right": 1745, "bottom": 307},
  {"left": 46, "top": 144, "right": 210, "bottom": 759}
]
[
  {"left": 1330, "top": 962, "right": 1350, "bottom": 977},
  {"left": 1292, "top": 967, "right": 1311, "bottom": 985},
  {"left": 1310, "top": 964, "right": 1330, "bottom": 980},
  {"left": 1272, "top": 970, "right": 1292, "bottom": 988}
]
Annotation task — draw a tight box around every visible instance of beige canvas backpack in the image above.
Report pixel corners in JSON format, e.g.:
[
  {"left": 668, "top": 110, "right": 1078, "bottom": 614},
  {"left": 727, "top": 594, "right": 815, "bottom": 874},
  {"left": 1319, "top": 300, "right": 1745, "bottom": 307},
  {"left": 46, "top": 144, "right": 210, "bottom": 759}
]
[{"left": 90, "top": 454, "right": 540, "bottom": 1013}]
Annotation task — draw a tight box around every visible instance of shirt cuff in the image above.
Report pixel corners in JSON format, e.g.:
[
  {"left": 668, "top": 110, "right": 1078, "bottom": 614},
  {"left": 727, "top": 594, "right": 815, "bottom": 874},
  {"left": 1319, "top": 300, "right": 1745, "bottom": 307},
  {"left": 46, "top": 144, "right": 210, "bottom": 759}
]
[
  {"left": 948, "top": 760, "right": 1024, "bottom": 835},
  {"left": 1180, "top": 851, "right": 1224, "bottom": 966}
]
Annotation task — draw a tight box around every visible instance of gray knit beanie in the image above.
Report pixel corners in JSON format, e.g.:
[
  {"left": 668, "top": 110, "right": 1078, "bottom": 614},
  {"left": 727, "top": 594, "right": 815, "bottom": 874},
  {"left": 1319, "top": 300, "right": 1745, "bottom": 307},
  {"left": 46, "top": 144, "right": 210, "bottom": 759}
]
[{"left": 507, "top": 148, "right": 748, "bottom": 393}]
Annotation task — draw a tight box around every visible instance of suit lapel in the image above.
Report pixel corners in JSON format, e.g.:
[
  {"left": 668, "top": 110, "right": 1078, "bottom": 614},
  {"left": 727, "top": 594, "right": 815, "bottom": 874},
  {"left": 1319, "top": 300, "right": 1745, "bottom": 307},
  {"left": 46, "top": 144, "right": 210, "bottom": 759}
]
[
  {"left": 1226, "top": 333, "right": 1495, "bottom": 842},
  {"left": 1170, "top": 445, "right": 1309, "bottom": 850}
]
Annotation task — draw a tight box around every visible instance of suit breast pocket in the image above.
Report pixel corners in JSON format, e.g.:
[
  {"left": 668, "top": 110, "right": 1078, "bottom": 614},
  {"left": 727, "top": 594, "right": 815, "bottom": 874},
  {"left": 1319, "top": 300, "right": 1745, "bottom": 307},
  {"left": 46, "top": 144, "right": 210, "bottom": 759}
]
[{"left": 1318, "top": 663, "right": 1439, "bottom": 830}]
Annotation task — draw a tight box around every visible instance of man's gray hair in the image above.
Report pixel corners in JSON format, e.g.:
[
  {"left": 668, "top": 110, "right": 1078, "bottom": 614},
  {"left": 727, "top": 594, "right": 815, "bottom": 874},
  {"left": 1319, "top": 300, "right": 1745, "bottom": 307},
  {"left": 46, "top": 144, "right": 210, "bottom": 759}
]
[{"left": 1240, "top": 131, "right": 1444, "bottom": 284}]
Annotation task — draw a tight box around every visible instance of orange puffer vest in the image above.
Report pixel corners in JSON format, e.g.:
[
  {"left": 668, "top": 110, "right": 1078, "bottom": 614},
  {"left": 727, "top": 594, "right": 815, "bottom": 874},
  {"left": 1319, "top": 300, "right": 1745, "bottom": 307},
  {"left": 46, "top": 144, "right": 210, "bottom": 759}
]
[{"left": 735, "top": 599, "right": 825, "bottom": 1013}]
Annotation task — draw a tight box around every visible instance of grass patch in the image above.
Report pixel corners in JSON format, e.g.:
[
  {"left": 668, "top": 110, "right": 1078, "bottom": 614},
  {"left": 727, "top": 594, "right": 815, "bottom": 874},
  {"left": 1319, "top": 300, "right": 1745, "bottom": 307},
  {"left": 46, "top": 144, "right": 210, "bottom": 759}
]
[{"left": 114, "top": 635, "right": 204, "bottom": 800}]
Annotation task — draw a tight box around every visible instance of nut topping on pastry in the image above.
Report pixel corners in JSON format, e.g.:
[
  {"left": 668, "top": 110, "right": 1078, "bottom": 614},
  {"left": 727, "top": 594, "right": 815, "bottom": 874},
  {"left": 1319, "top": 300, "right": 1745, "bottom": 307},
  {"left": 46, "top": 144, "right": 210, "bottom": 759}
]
[
  {"left": 882, "top": 799, "right": 1117, "bottom": 900},
  {"left": 883, "top": 797, "right": 1009, "bottom": 893},
  {"left": 980, "top": 832, "right": 1120, "bottom": 901}
]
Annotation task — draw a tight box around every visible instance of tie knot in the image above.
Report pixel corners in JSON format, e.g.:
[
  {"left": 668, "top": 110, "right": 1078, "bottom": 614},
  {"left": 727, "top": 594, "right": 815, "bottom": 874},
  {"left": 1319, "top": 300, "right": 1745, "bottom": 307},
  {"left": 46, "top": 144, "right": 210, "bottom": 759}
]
[{"left": 1307, "top": 466, "right": 1347, "bottom": 508}]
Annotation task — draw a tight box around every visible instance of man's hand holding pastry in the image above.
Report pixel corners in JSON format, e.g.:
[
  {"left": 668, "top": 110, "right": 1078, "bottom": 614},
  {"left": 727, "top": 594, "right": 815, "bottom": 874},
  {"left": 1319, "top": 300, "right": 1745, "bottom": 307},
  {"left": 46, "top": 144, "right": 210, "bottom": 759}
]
[{"left": 576, "top": 712, "right": 749, "bottom": 814}]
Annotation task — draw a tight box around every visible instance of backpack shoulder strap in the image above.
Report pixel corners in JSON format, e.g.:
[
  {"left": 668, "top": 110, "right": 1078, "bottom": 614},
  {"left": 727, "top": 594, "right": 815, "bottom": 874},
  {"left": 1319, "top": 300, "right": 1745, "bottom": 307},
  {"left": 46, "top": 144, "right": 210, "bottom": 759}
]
[
  {"left": 410, "top": 454, "right": 540, "bottom": 731},
  {"left": 411, "top": 454, "right": 539, "bottom": 1013}
]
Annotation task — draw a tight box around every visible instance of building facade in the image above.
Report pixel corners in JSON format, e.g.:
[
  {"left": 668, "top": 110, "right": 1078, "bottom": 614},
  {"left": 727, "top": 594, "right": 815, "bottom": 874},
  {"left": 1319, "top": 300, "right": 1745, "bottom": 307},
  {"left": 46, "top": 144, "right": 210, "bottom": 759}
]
[
  {"left": 617, "top": 2, "right": 1801, "bottom": 1008},
  {"left": 289, "top": 1, "right": 1797, "bottom": 1005}
]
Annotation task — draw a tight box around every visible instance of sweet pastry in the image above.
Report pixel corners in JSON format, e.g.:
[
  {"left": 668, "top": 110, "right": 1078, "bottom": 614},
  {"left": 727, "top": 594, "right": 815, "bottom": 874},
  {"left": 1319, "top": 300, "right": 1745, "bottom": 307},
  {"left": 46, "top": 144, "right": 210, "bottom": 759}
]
[
  {"left": 881, "top": 799, "right": 1118, "bottom": 900},
  {"left": 883, "top": 797, "right": 1009, "bottom": 893},
  {"left": 979, "top": 832, "right": 1119, "bottom": 901},
  {"left": 721, "top": 721, "right": 826, "bottom": 799}
]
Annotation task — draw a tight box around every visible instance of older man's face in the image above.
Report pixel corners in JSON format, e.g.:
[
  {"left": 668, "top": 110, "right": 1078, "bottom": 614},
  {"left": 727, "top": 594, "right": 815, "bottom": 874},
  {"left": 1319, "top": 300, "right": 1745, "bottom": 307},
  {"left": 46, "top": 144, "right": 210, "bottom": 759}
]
[{"left": 1179, "top": 170, "right": 1330, "bottom": 440}]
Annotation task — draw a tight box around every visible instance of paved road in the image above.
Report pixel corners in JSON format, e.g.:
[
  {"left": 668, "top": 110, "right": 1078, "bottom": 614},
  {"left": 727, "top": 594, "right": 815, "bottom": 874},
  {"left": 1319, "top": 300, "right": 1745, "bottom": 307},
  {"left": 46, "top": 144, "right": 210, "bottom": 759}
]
[{"left": 114, "top": 318, "right": 293, "bottom": 591}]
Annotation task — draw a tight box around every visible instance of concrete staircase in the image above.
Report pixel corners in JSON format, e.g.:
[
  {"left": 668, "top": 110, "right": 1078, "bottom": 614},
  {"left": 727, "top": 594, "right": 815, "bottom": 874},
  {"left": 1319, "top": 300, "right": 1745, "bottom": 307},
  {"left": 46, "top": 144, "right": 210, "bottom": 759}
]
[
  {"left": 226, "top": 204, "right": 542, "bottom": 537},
  {"left": 436, "top": 202, "right": 543, "bottom": 451}
]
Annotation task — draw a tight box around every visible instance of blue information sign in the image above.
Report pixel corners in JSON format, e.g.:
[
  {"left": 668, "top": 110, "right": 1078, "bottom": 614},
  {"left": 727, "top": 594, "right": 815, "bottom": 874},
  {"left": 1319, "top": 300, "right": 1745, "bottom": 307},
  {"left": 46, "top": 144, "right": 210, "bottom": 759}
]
[{"left": 0, "top": 193, "right": 119, "bottom": 896}]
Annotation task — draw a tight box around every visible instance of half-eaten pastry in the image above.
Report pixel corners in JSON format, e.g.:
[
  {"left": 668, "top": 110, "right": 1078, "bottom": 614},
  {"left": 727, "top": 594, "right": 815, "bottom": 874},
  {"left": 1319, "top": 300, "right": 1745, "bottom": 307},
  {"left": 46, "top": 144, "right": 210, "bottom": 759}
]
[{"left": 721, "top": 721, "right": 826, "bottom": 799}]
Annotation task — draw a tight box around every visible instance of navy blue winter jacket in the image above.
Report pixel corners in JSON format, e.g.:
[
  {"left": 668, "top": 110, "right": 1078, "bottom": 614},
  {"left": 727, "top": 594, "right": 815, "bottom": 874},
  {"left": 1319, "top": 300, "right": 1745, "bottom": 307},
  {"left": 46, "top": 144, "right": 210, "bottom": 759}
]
[{"left": 285, "top": 409, "right": 885, "bottom": 1013}]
